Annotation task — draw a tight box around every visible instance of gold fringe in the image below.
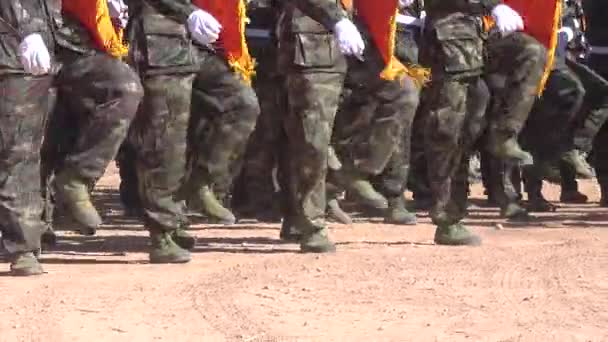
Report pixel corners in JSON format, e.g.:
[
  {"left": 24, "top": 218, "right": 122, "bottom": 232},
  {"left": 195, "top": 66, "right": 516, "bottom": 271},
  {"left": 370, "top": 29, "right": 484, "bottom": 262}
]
[
  {"left": 537, "top": 0, "right": 562, "bottom": 95},
  {"left": 227, "top": 0, "right": 256, "bottom": 84},
  {"left": 379, "top": 10, "right": 430, "bottom": 87},
  {"left": 95, "top": 0, "right": 128, "bottom": 58}
]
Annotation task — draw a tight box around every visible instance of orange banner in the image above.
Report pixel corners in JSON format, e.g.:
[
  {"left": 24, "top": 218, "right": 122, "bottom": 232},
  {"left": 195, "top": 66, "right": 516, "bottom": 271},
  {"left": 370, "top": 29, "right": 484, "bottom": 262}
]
[
  {"left": 353, "top": 0, "right": 429, "bottom": 85},
  {"left": 353, "top": 0, "right": 405, "bottom": 80},
  {"left": 192, "top": 0, "right": 255, "bottom": 83},
  {"left": 489, "top": 0, "right": 562, "bottom": 93},
  {"left": 62, "top": 0, "right": 128, "bottom": 58}
]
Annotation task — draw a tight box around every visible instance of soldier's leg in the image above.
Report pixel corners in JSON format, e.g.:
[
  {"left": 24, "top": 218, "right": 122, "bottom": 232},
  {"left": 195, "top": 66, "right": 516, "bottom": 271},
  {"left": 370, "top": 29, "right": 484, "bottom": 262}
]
[
  {"left": 332, "top": 81, "right": 387, "bottom": 210},
  {"left": 184, "top": 53, "right": 260, "bottom": 224},
  {"left": 366, "top": 75, "right": 420, "bottom": 222},
  {"left": 563, "top": 60, "right": 608, "bottom": 178},
  {"left": 284, "top": 71, "right": 344, "bottom": 252},
  {"left": 427, "top": 77, "right": 488, "bottom": 245},
  {"left": 53, "top": 54, "right": 143, "bottom": 233},
  {"left": 0, "top": 76, "right": 52, "bottom": 276},
  {"left": 334, "top": 63, "right": 420, "bottom": 211},
  {"left": 485, "top": 32, "right": 547, "bottom": 164},
  {"left": 373, "top": 138, "right": 416, "bottom": 225},
  {"left": 134, "top": 74, "right": 194, "bottom": 263},
  {"left": 523, "top": 167, "right": 556, "bottom": 212}
]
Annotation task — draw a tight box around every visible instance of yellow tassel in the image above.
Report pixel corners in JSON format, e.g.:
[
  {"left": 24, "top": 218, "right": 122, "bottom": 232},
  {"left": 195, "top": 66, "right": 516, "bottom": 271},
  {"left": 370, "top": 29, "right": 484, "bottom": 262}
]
[
  {"left": 94, "top": 0, "right": 129, "bottom": 58},
  {"left": 227, "top": 0, "right": 256, "bottom": 84},
  {"left": 380, "top": 10, "right": 407, "bottom": 81},
  {"left": 537, "top": 0, "right": 562, "bottom": 95},
  {"left": 379, "top": 10, "right": 430, "bottom": 88}
]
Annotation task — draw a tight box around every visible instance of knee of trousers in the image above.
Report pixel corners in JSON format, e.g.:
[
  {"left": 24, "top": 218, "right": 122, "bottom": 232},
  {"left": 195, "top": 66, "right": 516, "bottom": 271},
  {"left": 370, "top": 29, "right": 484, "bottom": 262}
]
[{"left": 103, "top": 65, "right": 144, "bottom": 120}]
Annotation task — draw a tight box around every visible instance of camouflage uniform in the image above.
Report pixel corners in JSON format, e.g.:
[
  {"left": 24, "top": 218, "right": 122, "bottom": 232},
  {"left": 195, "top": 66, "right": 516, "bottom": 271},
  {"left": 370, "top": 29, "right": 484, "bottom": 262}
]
[
  {"left": 483, "top": 31, "right": 547, "bottom": 164},
  {"left": 127, "top": 0, "right": 200, "bottom": 262},
  {"left": 520, "top": 0, "right": 608, "bottom": 206},
  {"left": 427, "top": 4, "right": 546, "bottom": 224},
  {"left": 0, "top": 1, "right": 54, "bottom": 271},
  {"left": 179, "top": 46, "right": 261, "bottom": 223},
  {"left": 395, "top": 4, "right": 433, "bottom": 208},
  {"left": 42, "top": 0, "right": 143, "bottom": 234},
  {"left": 278, "top": 0, "right": 348, "bottom": 251},
  {"left": 331, "top": 15, "right": 420, "bottom": 222},
  {"left": 423, "top": 1, "right": 497, "bottom": 244}
]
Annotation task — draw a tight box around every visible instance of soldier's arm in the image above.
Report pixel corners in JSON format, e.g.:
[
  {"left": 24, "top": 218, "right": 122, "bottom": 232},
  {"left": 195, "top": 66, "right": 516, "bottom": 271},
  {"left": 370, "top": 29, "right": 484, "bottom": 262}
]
[
  {"left": 291, "top": 0, "right": 346, "bottom": 31},
  {"left": 144, "top": 0, "right": 199, "bottom": 23},
  {"left": 0, "top": 0, "right": 49, "bottom": 37}
]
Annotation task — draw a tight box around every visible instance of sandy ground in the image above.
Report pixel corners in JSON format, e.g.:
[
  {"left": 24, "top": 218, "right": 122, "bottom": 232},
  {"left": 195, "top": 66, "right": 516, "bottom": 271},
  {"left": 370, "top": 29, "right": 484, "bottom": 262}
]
[{"left": 1, "top": 164, "right": 607, "bottom": 342}]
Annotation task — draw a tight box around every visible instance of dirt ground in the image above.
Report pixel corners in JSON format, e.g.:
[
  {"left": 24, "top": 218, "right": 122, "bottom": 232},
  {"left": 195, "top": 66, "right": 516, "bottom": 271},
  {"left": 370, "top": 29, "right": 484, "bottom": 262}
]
[{"left": 1, "top": 164, "right": 607, "bottom": 342}]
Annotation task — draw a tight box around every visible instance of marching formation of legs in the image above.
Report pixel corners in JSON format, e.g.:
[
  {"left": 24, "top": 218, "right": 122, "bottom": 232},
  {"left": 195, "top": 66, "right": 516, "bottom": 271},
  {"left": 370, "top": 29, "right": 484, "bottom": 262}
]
[{"left": 1, "top": 0, "right": 608, "bottom": 276}]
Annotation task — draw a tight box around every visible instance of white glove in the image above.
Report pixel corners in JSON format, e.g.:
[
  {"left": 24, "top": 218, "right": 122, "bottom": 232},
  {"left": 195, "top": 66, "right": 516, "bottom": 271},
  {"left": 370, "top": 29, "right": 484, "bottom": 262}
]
[
  {"left": 19, "top": 34, "right": 51, "bottom": 76},
  {"left": 491, "top": 4, "right": 524, "bottom": 34},
  {"left": 187, "top": 9, "right": 222, "bottom": 45},
  {"left": 334, "top": 18, "right": 365, "bottom": 57},
  {"left": 107, "top": 0, "right": 129, "bottom": 28},
  {"left": 559, "top": 27, "right": 575, "bottom": 42},
  {"left": 399, "top": 0, "right": 415, "bottom": 8}
]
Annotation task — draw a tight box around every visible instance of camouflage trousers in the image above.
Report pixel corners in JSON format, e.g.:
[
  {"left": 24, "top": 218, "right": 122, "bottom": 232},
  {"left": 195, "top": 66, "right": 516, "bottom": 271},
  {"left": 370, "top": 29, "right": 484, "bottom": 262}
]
[
  {"left": 184, "top": 49, "right": 260, "bottom": 199},
  {"left": 0, "top": 75, "right": 52, "bottom": 254},
  {"left": 484, "top": 32, "right": 547, "bottom": 145},
  {"left": 284, "top": 71, "right": 345, "bottom": 233},
  {"left": 425, "top": 77, "right": 490, "bottom": 226},
  {"left": 132, "top": 74, "right": 194, "bottom": 232},
  {"left": 332, "top": 58, "right": 420, "bottom": 198},
  {"left": 42, "top": 52, "right": 143, "bottom": 184}
]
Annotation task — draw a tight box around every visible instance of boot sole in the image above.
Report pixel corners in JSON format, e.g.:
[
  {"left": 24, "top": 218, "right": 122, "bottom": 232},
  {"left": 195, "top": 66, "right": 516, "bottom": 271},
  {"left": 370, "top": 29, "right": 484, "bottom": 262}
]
[
  {"left": 149, "top": 255, "right": 191, "bottom": 264},
  {"left": 300, "top": 244, "right": 337, "bottom": 253},
  {"left": 384, "top": 213, "right": 417, "bottom": 225},
  {"left": 434, "top": 235, "right": 482, "bottom": 246},
  {"left": 10, "top": 268, "right": 45, "bottom": 276}
]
